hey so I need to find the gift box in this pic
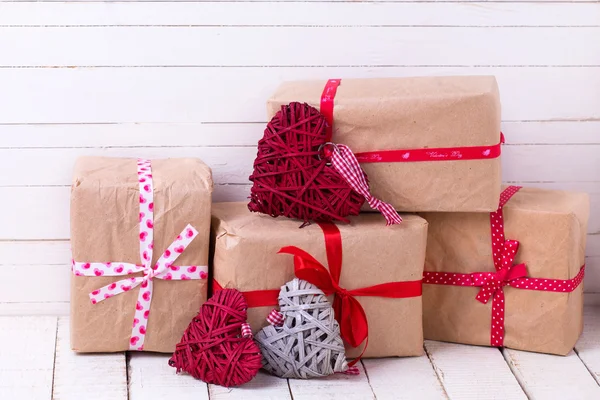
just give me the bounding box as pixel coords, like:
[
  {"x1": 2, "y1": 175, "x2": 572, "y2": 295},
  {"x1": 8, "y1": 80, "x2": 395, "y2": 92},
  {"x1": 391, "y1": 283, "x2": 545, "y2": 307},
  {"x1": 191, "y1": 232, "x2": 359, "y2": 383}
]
[
  {"x1": 70, "y1": 157, "x2": 213, "y2": 352},
  {"x1": 267, "y1": 76, "x2": 502, "y2": 213},
  {"x1": 420, "y1": 186, "x2": 589, "y2": 355},
  {"x1": 210, "y1": 202, "x2": 427, "y2": 358}
]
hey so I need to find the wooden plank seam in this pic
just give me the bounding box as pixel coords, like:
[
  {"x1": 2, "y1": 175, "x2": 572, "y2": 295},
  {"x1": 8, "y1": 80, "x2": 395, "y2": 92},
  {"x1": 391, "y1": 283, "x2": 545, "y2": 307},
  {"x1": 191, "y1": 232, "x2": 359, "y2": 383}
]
[{"x1": 423, "y1": 344, "x2": 451, "y2": 398}]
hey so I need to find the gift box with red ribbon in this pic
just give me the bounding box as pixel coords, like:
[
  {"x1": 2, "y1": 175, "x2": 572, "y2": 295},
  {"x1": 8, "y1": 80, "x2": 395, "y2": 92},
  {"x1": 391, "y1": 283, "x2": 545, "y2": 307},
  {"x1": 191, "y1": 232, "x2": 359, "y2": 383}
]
[
  {"x1": 210, "y1": 202, "x2": 427, "y2": 358},
  {"x1": 70, "y1": 157, "x2": 213, "y2": 353},
  {"x1": 420, "y1": 186, "x2": 589, "y2": 355},
  {"x1": 266, "y1": 76, "x2": 502, "y2": 213}
]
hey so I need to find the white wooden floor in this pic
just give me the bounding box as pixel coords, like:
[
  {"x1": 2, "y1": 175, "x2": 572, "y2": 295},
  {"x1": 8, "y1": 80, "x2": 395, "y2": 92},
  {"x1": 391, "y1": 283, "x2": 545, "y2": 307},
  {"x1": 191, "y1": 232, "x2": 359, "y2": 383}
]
[{"x1": 1, "y1": 307, "x2": 599, "y2": 400}]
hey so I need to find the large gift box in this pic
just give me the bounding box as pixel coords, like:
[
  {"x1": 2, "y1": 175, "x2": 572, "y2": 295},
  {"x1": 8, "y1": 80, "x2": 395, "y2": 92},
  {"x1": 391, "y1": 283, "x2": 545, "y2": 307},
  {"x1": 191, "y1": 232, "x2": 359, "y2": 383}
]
[
  {"x1": 70, "y1": 157, "x2": 213, "y2": 352},
  {"x1": 210, "y1": 202, "x2": 427, "y2": 358},
  {"x1": 267, "y1": 76, "x2": 502, "y2": 213},
  {"x1": 420, "y1": 186, "x2": 589, "y2": 355}
]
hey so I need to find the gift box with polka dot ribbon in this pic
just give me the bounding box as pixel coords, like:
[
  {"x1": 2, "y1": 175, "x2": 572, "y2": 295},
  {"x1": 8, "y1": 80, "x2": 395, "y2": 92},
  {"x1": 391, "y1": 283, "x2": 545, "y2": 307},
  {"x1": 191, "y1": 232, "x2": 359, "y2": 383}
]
[{"x1": 420, "y1": 186, "x2": 589, "y2": 355}]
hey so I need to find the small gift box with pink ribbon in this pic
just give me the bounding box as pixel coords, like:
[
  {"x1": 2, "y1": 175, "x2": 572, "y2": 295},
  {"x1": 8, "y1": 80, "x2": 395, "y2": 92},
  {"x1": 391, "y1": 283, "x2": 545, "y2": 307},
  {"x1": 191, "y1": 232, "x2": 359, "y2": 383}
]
[
  {"x1": 210, "y1": 202, "x2": 427, "y2": 359},
  {"x1": 70, "y1": 157, "x2": 213, "y2": 353},
  {"x1": 420, "y1": 186, "x2": 589, "y2": 355}
]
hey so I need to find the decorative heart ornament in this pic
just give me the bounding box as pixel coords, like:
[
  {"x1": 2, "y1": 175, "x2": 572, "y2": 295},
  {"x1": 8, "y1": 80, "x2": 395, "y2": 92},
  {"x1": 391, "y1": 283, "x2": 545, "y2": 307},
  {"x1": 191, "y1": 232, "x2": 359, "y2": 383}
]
[
  {"x1": 248, "y1": 102, "x2": 365, "y2": 224},
  {"x1": 169, "y1": 289, "x2": 262, "y2": 387},
  {"x1": 255, "y1": 278, "x2": 350, "y2": 379}
]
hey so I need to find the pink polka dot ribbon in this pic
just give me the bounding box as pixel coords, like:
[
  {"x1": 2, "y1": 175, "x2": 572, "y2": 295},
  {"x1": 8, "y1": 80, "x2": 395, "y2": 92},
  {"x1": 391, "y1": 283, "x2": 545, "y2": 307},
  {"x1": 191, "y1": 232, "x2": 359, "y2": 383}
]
[
  {"x1": 423, "y1": 185, "x2": 585, "y2": 348},
  {"x1": 72, "y1": 159, "x2": 208, "y2": 351}
]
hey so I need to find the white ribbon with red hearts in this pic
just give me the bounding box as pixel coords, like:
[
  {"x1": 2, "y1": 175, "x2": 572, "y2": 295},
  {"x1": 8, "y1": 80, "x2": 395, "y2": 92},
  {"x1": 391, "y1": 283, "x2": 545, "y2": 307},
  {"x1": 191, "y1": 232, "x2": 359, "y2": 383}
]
[{"x1": 72, "y1": 158, "x2": 208, "y2": 351}]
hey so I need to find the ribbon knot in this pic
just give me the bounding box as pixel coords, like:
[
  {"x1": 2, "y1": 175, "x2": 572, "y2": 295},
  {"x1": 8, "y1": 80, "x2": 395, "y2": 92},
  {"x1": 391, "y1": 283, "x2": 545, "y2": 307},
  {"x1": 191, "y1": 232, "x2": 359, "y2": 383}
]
[
  {"x1": 366, "y1": 197, "x2": 382, "y2": 210},
  {"x1": 475, "y1": 239, "x2": 527, "y2": 304},
  {"x1": 336, "y1": 287, "x2": 350, "y2": 297},
  {"x1": 144, "y1": 269, "x2": 156, "y2": 280},
  {"x1": 495, "y1": 268, "x2": 509, "y2": 283}
]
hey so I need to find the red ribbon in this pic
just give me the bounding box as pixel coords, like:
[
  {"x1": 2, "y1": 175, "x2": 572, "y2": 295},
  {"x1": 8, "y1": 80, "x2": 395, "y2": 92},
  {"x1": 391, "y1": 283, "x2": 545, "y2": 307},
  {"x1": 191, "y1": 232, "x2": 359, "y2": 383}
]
[
  {"x1": 320, "y1": 78, "x2": 503, "y2": 163},
  {"x1": 320, "y1": 79, "x2": 341, "y2": 142},
  {"x1": 356, "y1": 133, "x2": 504, "y2": 163},
  {"x1": 213, "y1": 280, "x2": 278, "y2": 308},
  {"x1": 279, "y1": 222, "x2": 422, "y2": 364},
  {"x1": 423, "y1": 185, "x2": 586, "y2": 347}
]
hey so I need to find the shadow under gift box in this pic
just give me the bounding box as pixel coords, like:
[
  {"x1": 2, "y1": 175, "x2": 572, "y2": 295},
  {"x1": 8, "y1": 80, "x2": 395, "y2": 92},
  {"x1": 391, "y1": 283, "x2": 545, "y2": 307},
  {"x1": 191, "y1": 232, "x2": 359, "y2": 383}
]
[
  {"x1": 210, "y1": 202, "x2": 428, "y2": 358},
  {"x1": 70, "y1": 157, "x2": 213, "y2": 353},
  {"x1": 267, "y1": 75, "x2": 502, "y2": 213},
  {"x1": 420, "y1": 186, "x2": 589, "y2": 356}
]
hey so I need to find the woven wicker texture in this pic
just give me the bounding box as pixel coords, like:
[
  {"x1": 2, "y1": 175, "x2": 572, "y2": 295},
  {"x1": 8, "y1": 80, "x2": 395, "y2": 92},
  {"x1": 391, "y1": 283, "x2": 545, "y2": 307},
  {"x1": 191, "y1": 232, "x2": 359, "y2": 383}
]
[
  {"x1": 248, "y1": 101, "x2": 365, "y2": 225},
  {"x1": 168, "y1": 289, "x2": 262, "y2": 388},
  {"x1": 256, "y1": 278, "x2": 349, "y2": 379}
]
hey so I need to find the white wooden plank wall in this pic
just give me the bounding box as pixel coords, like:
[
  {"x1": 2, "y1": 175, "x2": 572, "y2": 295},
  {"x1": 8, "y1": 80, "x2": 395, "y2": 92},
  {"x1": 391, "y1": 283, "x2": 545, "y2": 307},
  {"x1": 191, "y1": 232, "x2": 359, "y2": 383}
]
[{"x1": 0, "y1": 0, "x2": 598, "y2": 314}]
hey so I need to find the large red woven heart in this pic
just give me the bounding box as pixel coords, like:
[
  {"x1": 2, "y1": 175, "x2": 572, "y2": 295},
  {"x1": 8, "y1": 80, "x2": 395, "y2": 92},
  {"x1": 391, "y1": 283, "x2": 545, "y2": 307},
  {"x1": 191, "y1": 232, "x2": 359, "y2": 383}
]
[
  {"x1": 168, "y1": 289, "x2": 262, "y2": 387},
  {"x1": 248, "y1": 102, "x2": 365, "y2": 224}
]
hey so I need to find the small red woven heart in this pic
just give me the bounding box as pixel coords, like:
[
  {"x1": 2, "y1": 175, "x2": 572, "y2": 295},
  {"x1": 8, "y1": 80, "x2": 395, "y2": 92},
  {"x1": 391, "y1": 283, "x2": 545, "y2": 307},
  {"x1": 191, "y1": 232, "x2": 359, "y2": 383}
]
[
  {"x1": 248, "y1": 102, "x2": 365, "y2": 224},
  {"x1": 169, "y1": 289, "x2": 262, "y2": 387}
]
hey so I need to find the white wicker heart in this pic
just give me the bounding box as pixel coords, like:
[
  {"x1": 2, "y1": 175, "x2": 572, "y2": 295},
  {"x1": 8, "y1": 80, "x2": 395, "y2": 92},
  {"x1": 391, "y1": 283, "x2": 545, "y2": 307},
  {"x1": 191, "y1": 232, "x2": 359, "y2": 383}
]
[{"x1": 255, "y1": 278, "x2": 350, "y2": 379}]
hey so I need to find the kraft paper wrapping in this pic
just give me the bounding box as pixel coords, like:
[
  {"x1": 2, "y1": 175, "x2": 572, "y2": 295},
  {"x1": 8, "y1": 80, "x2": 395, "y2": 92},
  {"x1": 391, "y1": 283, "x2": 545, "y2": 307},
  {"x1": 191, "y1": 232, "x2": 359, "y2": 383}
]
[
  {"x1": 211, "y1": 202, "x2": 428, "y2": 358},
  {"x1": 70, "y1": 157, "x2": 213, "y2": 353},
  {"x1": 420, "y1": 186, "x2": 589, "y2": 355},
  {"x1": 267, "y1": 76, "x2": 502, "y2": 213}
]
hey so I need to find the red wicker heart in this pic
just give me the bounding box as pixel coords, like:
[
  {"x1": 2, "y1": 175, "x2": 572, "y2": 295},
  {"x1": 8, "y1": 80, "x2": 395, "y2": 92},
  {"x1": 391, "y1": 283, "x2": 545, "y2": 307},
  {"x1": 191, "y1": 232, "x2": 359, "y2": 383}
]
[
  {"x1": 168, "y1": 289, "x2": 262, "y2": 388},
  {"x1": 248, "y1": 102, "x2": 365, "y2": 224}
]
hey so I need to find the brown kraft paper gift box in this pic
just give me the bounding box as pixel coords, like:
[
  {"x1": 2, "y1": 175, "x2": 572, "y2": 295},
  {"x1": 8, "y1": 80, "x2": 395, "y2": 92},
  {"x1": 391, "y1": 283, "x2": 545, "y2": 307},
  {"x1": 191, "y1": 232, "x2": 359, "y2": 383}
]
[
  {"x1": 420, "y1": 186, "x2": 589, "y2": 355},
  {"x1": 211, "y1": 202, "x2": 427, "y2": 358},
  {"x1": 70, "y1": 157, "x2": 213, "y2": 353},
  {"x1": 267, "y1": 75, "x2": 502, "y2": 213}
]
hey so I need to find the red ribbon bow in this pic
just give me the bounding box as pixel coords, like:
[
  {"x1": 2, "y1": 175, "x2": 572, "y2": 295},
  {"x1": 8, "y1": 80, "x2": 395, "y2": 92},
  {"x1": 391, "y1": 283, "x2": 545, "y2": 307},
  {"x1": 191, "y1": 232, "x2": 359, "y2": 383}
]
[
  {"x1": 278, "y1": 245, "x2": 369, "y2": 348},
  {"x1": 475, "y1": 239, "x2": 527, "y2": 304},
  {"x1": 278, "y1": 222, "x2": 422, "y2": 363}
]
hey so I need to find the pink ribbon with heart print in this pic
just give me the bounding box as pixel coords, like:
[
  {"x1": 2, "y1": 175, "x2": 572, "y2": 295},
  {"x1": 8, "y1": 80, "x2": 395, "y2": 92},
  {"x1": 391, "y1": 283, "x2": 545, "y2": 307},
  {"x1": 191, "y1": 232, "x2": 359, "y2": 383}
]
[{"x1": 72, "y1": 158, "x2": 208, "y2": 351}]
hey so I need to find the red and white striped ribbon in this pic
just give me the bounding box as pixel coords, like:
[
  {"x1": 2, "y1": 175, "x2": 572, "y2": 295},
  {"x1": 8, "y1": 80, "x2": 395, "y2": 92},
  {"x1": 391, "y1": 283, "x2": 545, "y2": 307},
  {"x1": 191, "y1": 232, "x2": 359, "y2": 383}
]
[
  {"x1": 241, "y1": 322, "x2": 253, "y2": 339},
  {"x1": 267, "y1": 309, "x2": 285, "y2": 327},
  {"x1": 341, "y1": 366, "x2": 361, "y2": 375},
  {"x1": 330, "y1": 144, "x2": 402, "y2": 226}
]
